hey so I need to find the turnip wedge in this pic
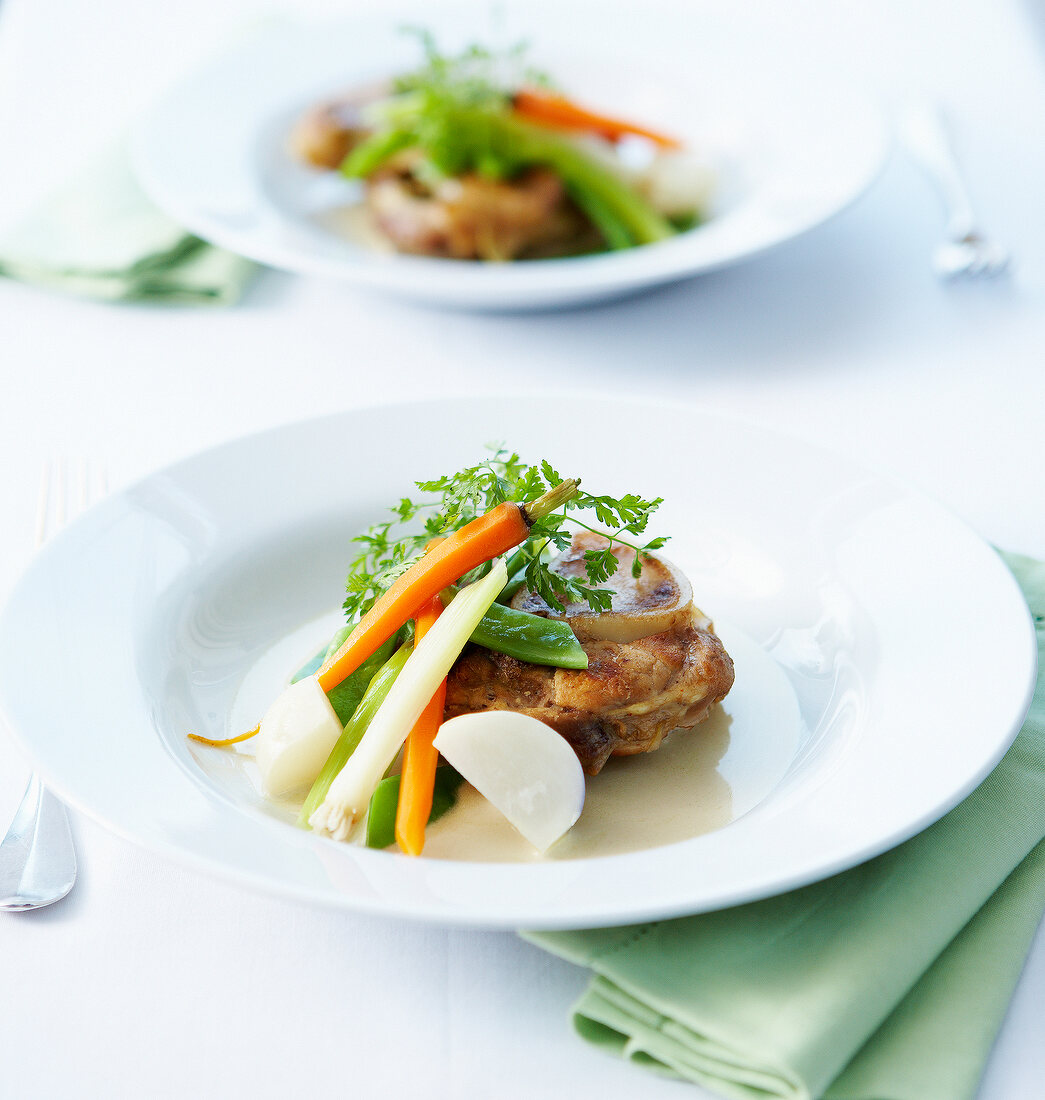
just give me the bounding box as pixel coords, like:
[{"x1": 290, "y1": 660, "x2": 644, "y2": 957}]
[
  {"x1": 309, "y1": 558, "x2": 508, "y2": 841},
  {"x1": 433, "y1": 712, "x2": 585, "y2": 853},
  {"x1": 255, "y1": 676, "x2": 343, "y2": 798}
]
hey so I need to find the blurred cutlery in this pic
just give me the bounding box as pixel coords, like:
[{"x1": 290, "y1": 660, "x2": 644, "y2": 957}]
[
  {"x1": 900, "y1": 101, "x2": 1010, "y2": 279},
  {"x1": 0, "y1": 459, "x2": 106, "y2": 911}
]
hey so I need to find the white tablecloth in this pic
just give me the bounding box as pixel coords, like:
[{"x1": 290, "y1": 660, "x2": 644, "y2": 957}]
[{"x1": 2, "y1": 0, "x2": 1043, "y2": 1096}]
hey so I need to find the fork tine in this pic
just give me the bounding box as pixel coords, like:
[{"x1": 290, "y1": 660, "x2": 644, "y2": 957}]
[
  {"x1": 76, "y1": 457, "x2": 90, "y2": 513},
  {"x1": 987, "y1": 250, "x2": 1010, "y2": 278},
  {"x1": 54, "y1": 457, "x2": 67, "y2": 530},
  {"x1": 34, "y1": 461, "x2": 52, "y2": 550},
  {"x1": 35, "y1": 458, "x2": 107, "y2": 550}
]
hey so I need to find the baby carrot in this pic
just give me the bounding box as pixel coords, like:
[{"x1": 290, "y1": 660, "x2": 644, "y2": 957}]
[
  {"x1": 394, "y1": 596, "x2": 447, "y2": 856},
  {"x1": 316, "y1": 480, "x2": 577, "y2": 694},
  {"x1": 512, "y1": 88, "x2": 682, "y2": 149}
]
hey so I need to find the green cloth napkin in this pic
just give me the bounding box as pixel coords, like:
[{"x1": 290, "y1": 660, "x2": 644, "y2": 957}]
[
  {"x1": 526, "y1": 550, "x2": 1044, "y2": 1100},
  {"x1": 0, "y1": 147, "x2": 255, "y2": 304}
]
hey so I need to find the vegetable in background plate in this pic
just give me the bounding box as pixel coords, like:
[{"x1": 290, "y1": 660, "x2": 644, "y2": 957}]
[
  {"x1": 322, "y1": 31, "x2": 696, "y2": 258},
  {"x1": 511, "y1": 87, "x2": 682, "y2": 149},
  {"x1": 344, "y1": 101, "x2": 675, "y2": 251}
]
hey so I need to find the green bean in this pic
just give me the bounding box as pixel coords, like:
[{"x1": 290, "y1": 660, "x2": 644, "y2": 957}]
[
  {"x1": 471, "y1": 602, "x2": 587, "y2": 668},
  {"x1": 325, "y1": 633, "x2": 397, "y2": 727},
  {"x1": 292, "y1": 625, "x2": 396, "y2": 724},
  {"x1": 497, "y1": 545, "x2": 537, "y2": 605},
  {"x1": 494, "y1": 112, "x2": 675, "y2": 245},
  {"x1": 290, "y1": 625, "x2": 351, "y2": 686},
  {"x1": 322, "y1": 625, "x2": 353, "y2": 663},
  {"x1": 442, "y1": 587, "x2": 588, "y2": 669},
  {"x1": 290, "y1": 647, "x2": 327, "y2": 685},
  {"x1": 298, "y1": 643, "x2": 412, "y2": 827},
  {"x1": 565, "y1": 184, "x2": 635, "y2": 250},
  {"x1": 341, "y1": 128, "x2": 415, "y2": 178},
  {"x1": 365, "y1": 767, "x2": 465, "y2": 850},
  {"x1": 290, "y1": 650, "x2": 325, "y2": 684}
]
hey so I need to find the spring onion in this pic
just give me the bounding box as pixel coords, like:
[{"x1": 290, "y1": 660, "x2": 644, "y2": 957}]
[
  {"x1": 309, "y1": 558, "x2": 508, "y2": 840},
  {"x1": 297, "y1": 643, "x2": 412, "y2": 827}
]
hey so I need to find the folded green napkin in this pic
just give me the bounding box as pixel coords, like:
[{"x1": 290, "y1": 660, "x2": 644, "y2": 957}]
[
  {"x1": 526, "y1": 550, "x2": 1044, "y2": 1100},
  {"x1": 0, "y1": 147, "x2": 255, "y2": 304}
]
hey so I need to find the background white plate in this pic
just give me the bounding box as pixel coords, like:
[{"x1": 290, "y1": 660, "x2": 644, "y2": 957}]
[
  {"x1": 131, "y1": 4, "x2": 889, "y2": 309},
  {"x1": 0, "y1": 397, "x2": 1035, "y2": 928}
]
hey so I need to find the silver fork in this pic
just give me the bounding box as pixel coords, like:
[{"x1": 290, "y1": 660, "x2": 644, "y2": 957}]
[
  {"x1": 900, "y1": 101, "x2": 1010, "y2": 279},
  {"x1": 0, "y1": 459, "x2": 106, "y2": 911}
]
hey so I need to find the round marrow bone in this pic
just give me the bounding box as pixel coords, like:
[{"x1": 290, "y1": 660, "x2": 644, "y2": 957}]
[
  {"x1": 511, "y1": 532, "x2": 694, "y2": 643},
  {"x1": 447, "y1": 534, "x2": 733, "y2": 775}
]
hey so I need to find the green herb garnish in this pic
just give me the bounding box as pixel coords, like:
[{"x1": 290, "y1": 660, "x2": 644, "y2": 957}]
[
  {"x1": 340, "y1": 31, "x2": 676, "y2": 249},
  {"x1": 343, "y1": 448, "x2": 667, "y2": 622}
]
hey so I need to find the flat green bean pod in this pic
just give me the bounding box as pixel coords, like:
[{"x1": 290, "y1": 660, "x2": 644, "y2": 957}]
[{"x1": 458, "y1": 597, "x2": 588, "y2": 670}]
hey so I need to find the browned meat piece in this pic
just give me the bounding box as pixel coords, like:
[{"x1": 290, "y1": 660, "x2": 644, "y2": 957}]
[
  {"x1": 290, "y1": 106, "x2": 366, "y2": 169},
  {"x1": 445, "y1": 613, "x2": 733, "y2": 775},
  {"x1": 289, "y1": 83, "x2": 389, "y2": 169},
  {"x1": 365, "y1": 160, "x2": 601, "y2": 260},
  {"x1": 444, "y1": 536, "x2": 734, "y2": 774}
]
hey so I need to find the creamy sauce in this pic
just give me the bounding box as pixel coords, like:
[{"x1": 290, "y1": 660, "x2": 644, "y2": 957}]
[
  {"x1": 421, "y1": 708, "x2": 733, "y2": 862},
  {"x1": 311, "y1": 203, "x2": 396, "y2": 253},
  {"x1": 200, "y1": 615, "x2": 802, "y2": 862},
  {"x1": 420, "y1": 624, "x2": 800, "y2": 861}
]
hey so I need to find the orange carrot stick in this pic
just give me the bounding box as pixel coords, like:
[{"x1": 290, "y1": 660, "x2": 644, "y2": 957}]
[
  {"x1": 316, "y1": 480, "x2": 577, "y2": 694},
  {"x1": 394, "y1": 595, "x2": 447, "y2": 856},
  {"x1": 512, "y1": 88, "x2": 682, "y2": 149},
  {"x1": 187, "y1": 725, "x2": 259, "y2": 747}
]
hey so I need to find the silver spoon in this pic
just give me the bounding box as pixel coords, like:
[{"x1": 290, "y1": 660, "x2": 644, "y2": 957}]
[{"x1": 0, "y1": 774, "x2": 76, "y2": 910}]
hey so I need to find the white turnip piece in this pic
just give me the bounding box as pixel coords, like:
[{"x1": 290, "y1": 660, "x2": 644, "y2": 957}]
[
  {"x1": 255, "y1": 676, "x2": 343, "y2": 797},
  {"x1": 433, "y1": 711, "x2": 585, "y2": 853}
]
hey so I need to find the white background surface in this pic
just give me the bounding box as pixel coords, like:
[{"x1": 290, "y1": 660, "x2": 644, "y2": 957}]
[{"x1": 1, "y1": 0, "x2": 1043, "y2": 1097}]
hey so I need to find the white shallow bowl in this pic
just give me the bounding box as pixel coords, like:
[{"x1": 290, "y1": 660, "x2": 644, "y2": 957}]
[
  {"x1": 0, "y1": 397, "x2": 1035, "y2": 928},
  {"x1": 131, "y1": 5, "x2": 889, "y2": 310}
]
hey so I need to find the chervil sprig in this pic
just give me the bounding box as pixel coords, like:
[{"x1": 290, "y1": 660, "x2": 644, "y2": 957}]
[{"x1": 343, "y1": 447, "x2": 668, "y2": 621}]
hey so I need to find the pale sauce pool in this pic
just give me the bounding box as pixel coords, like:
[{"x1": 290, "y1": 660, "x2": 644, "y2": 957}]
[{"x1": 205, "y1": 615, "x2": 802, "y2": 862}]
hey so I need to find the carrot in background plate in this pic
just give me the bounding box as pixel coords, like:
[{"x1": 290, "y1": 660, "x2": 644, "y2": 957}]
[{"x1": 512, "y1": 88, "x2": 682, "y2": 149}]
